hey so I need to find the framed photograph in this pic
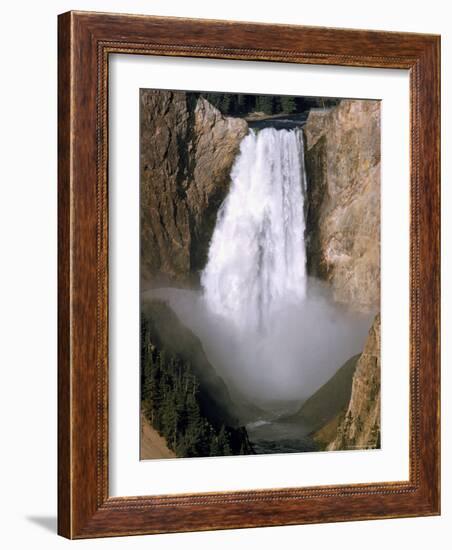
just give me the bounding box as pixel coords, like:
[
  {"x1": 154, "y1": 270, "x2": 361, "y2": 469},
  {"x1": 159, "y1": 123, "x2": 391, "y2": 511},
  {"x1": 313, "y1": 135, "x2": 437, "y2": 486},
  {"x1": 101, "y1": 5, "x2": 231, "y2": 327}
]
[{"x1": 58, "y1": 11, "x2": 440, "y2": 538}]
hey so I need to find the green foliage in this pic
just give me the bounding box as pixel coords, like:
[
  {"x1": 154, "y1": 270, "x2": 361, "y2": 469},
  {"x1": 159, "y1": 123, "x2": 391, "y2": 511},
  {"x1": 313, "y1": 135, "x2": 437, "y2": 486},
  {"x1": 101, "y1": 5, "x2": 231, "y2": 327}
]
[
  {"x1": 281, "y1": 95, "x2": 297, "y2": 114},
  {"x1": 220, "y1": 94, "x2": 232, "y2": 113},
  {"x1": 141, "y1": 317, "x2": 253, "y2": 458},
  {"x1": 254, "y1": 95, "x2": 274, "y2": 114},
  {"x1": 217, "y1": 425, "x2": 232, "y2": 456},
  {"x1": 198, "y1": 92, "x2": 341, "y2": 118}
]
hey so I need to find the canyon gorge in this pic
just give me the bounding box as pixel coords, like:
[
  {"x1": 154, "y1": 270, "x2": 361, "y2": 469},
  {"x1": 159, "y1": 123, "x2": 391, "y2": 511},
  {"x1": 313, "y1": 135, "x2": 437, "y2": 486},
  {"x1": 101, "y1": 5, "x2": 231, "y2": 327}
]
[{"x1": 140, "y1": 89, "x2": 381, "y2": 456}]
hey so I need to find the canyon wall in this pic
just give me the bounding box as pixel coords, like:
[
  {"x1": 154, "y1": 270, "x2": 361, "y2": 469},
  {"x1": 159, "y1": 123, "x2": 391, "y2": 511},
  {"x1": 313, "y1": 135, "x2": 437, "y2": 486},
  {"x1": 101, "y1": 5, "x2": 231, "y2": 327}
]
[
  {"x1": 303, "y1": 100, "x2": 381, "y2": 312},
  {"x1": 303, "y1": 100, "x2": 381, "y2": 449},
  {"x1": 140, "y1": 90, "x2": 248, "y2": 287},
  {"x1": 327, "y1": 314, "x2": 381, "y2": 450}
]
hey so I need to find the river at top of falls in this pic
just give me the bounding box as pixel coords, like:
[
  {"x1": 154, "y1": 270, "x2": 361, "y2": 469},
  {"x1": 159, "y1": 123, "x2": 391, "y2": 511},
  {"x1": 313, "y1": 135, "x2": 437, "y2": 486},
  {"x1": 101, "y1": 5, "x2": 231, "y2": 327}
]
[{"x1": 201, "y1": 127, "x2": 308, "y2": 334}]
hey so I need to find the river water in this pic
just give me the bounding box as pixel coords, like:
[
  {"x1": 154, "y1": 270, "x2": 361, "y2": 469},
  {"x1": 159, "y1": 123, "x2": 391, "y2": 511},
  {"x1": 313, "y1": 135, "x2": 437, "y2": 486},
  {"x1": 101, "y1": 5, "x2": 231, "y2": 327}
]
[{"x1": 246, "y1": 418, "x2": 320, "y2": 454}]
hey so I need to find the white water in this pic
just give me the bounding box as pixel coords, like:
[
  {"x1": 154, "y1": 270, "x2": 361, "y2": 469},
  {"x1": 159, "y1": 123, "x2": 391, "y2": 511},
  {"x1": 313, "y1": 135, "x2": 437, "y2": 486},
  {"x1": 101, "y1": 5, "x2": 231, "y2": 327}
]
[{"x1": 201, "y1": 128, "x2": 308, "y2": 333}]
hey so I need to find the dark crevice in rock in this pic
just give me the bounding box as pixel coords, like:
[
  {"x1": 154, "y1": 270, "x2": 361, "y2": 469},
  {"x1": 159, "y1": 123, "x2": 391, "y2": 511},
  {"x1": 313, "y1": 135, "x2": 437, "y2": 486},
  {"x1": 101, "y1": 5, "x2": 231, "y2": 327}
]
[{"x1": 304, "y1": 133, "x2": 329, "y2": 280}]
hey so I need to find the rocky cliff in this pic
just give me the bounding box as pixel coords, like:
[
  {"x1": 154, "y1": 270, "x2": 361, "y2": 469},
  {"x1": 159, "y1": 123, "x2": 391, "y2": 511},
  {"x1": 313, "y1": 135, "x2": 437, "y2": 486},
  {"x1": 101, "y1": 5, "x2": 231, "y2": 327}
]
[
  {"x1": 302, "y1": 101, "x2": 381, "y2": 450},
  {"x1": 327, "y1": 314, "x2": 381, "y2": 450},
  {"x1": 140, "y1": 90, "x2": 248, "y2": 286},
  {"x1": 303, "y1": 100, "x2": 381, "y2": 312},
  {"x1": 286, "y1": 354, "x2": 360, "y2": 433}
]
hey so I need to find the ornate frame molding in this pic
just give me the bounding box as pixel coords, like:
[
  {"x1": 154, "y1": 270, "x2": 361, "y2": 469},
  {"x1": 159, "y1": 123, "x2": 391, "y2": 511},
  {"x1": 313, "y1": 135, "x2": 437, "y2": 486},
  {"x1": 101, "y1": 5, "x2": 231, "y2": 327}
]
[{"x1": 58, "y1": 11, "x2": 440, "y2": 538}]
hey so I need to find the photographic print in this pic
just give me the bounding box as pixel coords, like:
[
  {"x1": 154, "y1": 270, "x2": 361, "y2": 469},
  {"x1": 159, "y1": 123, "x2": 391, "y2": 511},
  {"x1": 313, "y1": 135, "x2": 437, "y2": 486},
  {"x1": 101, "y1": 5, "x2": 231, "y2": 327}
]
[{"x1": 140, "y1": 89, "x2": 381, "y2": 460}]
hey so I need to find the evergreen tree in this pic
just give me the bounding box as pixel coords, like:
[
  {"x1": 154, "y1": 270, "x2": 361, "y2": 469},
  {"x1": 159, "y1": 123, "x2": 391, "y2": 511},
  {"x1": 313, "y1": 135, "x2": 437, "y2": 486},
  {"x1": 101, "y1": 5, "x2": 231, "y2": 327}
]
[
  {"x1": 205, "y1": 93, "x2": 221, "y2": 110},
  {"x1": 217, "y1": 425, "x2": 232, "y2": 456},
  {"x1": 220, "y1": 94, "x2": 231, "y2": 113},
  {"x1": 255, "y1": 95, "x2": 274, "y2": 114},
  {"x1": 184, "y1": 394, "x2": 203, "y2": 456},
  {"x1": 236, "y1": 94, "x2": 248, "y2": 115},
  {"x1": 272, "y1": 96, "x2": 282, "y2": 114},
  {"x1": 281, "y1": 95, "x2": 296, "y2": 114},
  {"x1": 141, "y1": 348, "x2": 154, "y2": 417},
  {"x1": 209, "y1": 434, "x2": 221, "y2": 457}
]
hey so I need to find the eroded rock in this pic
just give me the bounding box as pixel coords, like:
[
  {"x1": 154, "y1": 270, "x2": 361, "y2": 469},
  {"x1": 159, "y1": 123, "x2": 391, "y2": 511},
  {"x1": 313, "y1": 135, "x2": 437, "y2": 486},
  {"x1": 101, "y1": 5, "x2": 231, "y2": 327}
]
[
  {"x1": 327, "y1": 314, "x2": 381, "y2": 451},
  {"x1": 303, "y1": 100, "x2": 381, "y2": 312},
  {"x1": 140, "y1": 91, "x2": 248, "y2": 286}
]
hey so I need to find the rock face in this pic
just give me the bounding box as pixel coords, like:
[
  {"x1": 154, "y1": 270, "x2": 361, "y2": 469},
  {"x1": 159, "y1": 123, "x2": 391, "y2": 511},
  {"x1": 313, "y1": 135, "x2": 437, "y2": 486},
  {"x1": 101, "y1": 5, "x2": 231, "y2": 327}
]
[
  {"x1": 140, "y1": 90, "x2": 248, "y2": 286},
  {"x1": 303, "y1": 101, "x2": 381, "y2": 448},
  {"x1": 327, "y1": 314, "x2": 381, "y2": 451},
  {"x1": 286, "y1": 354, "x2": 360, "y2": 434},
  {"x1": 303, "y1": 100, "x2": 381, "y2": 312}
]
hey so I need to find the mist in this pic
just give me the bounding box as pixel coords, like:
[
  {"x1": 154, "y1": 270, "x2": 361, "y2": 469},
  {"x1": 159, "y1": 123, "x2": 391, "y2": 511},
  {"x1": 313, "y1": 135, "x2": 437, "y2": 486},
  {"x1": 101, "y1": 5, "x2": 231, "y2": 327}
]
[{"x1": 143, "y1": 282, "x2": 373, "y2": 417}]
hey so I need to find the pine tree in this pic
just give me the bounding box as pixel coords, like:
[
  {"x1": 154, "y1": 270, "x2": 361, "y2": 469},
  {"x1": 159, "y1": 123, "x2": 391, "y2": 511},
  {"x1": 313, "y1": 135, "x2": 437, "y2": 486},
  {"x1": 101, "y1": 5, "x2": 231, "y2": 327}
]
[
  {"x1": 255, "y1": 95, "x2": 274, "y2": 114},
  {"x1": 141, "y1": 349, "x2": 154, "y2": 417},
  {"x1": 209, "y1": 434, "x2": 220, "y2": 457},
  {"x1": 183, "y1": 390, "x2": 203, "y2": 456},
  {"x1": 161, "y1": 390, "x2": 178, "y2": 449},
  {"x1": 281, "y1": 95, "x2": 296, "y2": 114},
  {"x1": 236, "y1": 94, "x2": 247, "y2": 115},
  {"x1": 272, "y1": 96, "x2": 282, "y2": 114},
  {"x1": 217, "y1": 425, "x2": 232, "y2": 456},
  {"x1": 205, "y1": 93, "x2": 221, "y2": 110},
  {"x1": 220, "y1": 94, "x2": 231, "y2": 114}
]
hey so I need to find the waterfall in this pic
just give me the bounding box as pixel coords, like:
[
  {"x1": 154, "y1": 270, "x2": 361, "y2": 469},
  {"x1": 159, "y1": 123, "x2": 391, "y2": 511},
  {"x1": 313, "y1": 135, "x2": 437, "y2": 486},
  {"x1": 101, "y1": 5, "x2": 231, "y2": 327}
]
[{"x1": 201, "y1": 128, "x2": 308, "y2": 333}]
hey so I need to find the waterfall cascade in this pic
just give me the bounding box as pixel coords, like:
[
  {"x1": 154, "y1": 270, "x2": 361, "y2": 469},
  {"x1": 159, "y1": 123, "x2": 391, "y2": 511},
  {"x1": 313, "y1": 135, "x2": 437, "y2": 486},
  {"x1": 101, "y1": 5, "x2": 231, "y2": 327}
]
[{"x1": 201, "y1": 128, "x2": 308, "y2": 333}]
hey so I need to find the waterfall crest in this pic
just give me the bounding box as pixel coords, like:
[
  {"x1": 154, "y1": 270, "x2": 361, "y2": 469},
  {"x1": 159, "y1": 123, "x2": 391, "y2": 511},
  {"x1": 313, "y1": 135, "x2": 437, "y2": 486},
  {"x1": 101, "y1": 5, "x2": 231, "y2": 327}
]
[{"x1": 201, "y1": 128, "x2": 308, "y2": 333}]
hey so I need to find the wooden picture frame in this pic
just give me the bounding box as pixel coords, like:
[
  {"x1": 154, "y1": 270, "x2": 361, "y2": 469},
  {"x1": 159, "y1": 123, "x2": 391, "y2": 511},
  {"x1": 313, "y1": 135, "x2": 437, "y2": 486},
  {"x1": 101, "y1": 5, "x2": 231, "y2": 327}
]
[{"x1": 58, "y1": 10, "x2": 440, "y2": 539}]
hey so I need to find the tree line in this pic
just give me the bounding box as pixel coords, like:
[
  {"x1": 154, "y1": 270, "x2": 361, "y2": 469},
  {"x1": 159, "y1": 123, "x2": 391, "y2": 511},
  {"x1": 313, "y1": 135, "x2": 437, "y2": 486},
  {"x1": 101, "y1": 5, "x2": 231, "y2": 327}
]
[
  {"x1": 141, "y1": 317, "x2": 253, "y2": 458},
  {"x1": 200, "y1": 92, "x2": 339, "y2": 117}
]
